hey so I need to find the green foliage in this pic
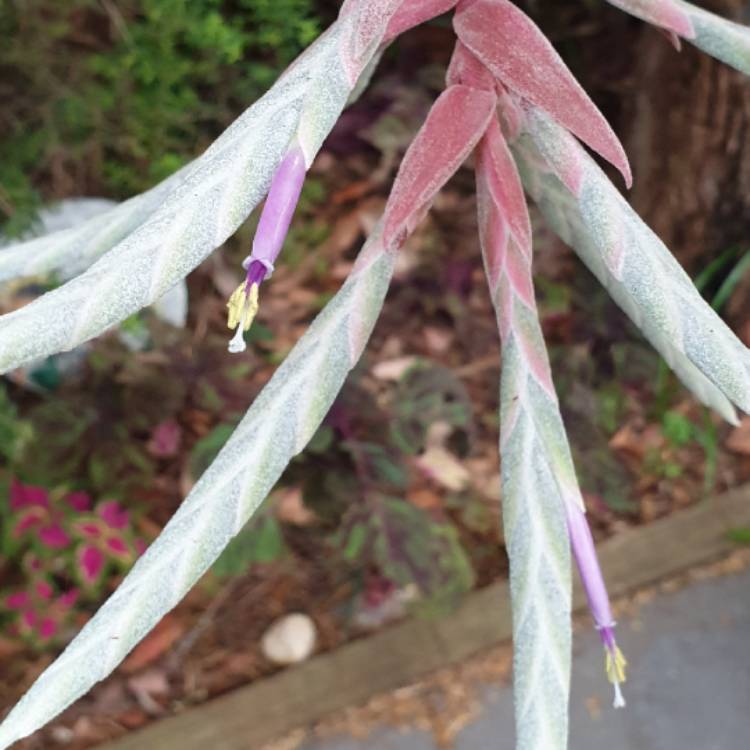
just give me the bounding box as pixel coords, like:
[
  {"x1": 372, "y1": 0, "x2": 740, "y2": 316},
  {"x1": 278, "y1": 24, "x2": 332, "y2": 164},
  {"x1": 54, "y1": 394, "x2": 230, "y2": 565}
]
[
  {"x1": 0, "y1": 385, "x2": 33, "y2": 464},
  {"x1": 694, "y1": 246, "x2": 750, "y2": 312},
  {"x1": 212, "y1": 513, "x2": 286, "y2": 578},
  {"x1": 390, "y1": 360, "x2": 473, "y2": 455},
  {"x1": 727, "y1": 527, "x2": 750, "y2": 545},
  {"x1": 0, "y1": 0, "x2": 321, "y2": 234},
  {"x1": 341, "y1": 495, "x2": 475, "y2": 613}
]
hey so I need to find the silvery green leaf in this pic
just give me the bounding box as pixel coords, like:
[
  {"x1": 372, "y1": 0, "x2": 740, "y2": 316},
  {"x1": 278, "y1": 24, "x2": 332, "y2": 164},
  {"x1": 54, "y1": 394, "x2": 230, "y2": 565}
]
[
  {"x1": 151, "y1": 280, "x2": 189, "y2": 328},
  {"x1": 515, "y1": 105, "x2": 750, "y2": 425},
  {"x1": 0, "y1": 4, "x2": 403, "y2": 375},
  {"x1": 676, "y1": 0, "x2": 750, "y2": 75},
  {"x1": 476, "y1": 124, "x2": 573, "y2": 750},
  {"x1": 0, "y1": 173, "x2": 190, "y2": 283},
  {"x1": 499, "y1": 315, "x2": 573, "y2": 750},
  {"x1": 607, "y1": 0, "x2": 750, "y2": 76},
  {"x1": 0, "y1": 232, "x2": 395, "y2": 750}
]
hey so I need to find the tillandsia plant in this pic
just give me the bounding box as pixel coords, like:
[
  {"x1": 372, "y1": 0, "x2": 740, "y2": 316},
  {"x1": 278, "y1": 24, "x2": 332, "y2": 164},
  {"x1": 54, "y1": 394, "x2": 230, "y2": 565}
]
[{"x1": 0, "y1": 0, "x2": 749, "y2": 748}]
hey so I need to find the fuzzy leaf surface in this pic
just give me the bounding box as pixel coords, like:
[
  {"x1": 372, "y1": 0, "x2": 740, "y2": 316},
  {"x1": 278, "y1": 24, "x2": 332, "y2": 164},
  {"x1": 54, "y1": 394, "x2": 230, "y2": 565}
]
[
  {"x1": 382, "y1": 84, "x2": 496, "y2": 246},
  {"x1": 476, "y1": 119, "x2": 573, "y2": 750},
  {"x1": 675, "y1": 0, "x2": 750, "y2": 75},
  {"x1": 515, "y1": 104, "x2": 750, "y2": 424},
  {"x1": 0, "y1": 232, "x2": 395, "y2": 749},
  {"x1": 605, "y1": 0, "x2": 695, "y2": 37},
  {"x1": 455, "y1": 0, "x2": 632, "y2": 186},
  {"x1": 0, "y1": 2, "x2": 402, "y2": 374}
]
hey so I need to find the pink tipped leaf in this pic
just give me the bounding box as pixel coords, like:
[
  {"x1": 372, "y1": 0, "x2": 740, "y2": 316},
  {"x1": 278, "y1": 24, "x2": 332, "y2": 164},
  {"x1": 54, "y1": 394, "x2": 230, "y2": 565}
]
[
  {"x1": 606, "y1": 0, "x2": 695, "y2": 38},
  {"x1": 383, "y1": 84, "x2": 496, "y2": 247},
  {"x1": 385, "y1": 0, "x2": 459, "y2": 43},
  {"x1": 454, "y1": 0, "x2": 632, "y2": 187}
]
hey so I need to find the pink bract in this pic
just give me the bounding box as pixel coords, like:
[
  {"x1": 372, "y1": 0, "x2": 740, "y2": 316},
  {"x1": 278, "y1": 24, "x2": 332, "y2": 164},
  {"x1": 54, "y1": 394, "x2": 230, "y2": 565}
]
[{"x1": 454, "y1": 0, "x2": 632, "y2": 187}]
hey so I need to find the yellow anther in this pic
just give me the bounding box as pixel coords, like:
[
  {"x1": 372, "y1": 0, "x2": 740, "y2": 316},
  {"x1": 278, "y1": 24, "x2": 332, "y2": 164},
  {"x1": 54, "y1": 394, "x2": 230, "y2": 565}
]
[
  {"x1": 226, "y1": 282, "x2": 259, "y2": 353},
  {"x1": 227, "y1": 282, "x2": 259, "y2": 331},
  {"x1": 605, "y1": 645, "x2": 627, "y2": 685}
]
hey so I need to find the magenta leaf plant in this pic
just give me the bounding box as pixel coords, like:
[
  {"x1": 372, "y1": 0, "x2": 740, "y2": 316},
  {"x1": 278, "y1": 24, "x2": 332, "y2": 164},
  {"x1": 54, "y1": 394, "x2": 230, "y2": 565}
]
[
  {"x1": 1, "y1": 1, "x2": 749, "y2": 748},
  {"x1": 1, "y1": 480, "x2": 144, "y2": 650}
]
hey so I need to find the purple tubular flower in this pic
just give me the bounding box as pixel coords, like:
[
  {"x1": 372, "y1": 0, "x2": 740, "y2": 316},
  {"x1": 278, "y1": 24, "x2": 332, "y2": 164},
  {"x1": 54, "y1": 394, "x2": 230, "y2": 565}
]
[
  {"x1": 565, "y1": 500, "x2": 627, "y2": 708},
  {"x1": 227, "y1": 143, "x2": 307, "y2": 353}
]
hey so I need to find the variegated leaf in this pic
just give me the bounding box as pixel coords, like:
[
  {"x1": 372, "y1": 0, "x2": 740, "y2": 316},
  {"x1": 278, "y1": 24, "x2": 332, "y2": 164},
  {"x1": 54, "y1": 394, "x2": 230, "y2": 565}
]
[
  {"x1": 607, "y1": 0, "x2": 750, "y2": 76},
  {"x1": 675, "y1": 0, "x2": 750, "y2": 75},
  {"x1": 514, "y1": 103, "x2": 750, "y2": 424},
  {"x1": 0, "y1": 2, "x2": 403, "y2": 374},
  {"x1": 604, "y1": 0, "x2": 695, "y2": 37},
  {"x1": 0, "y1": 232, "x2": 395, "y2": 750},
  {"x1": 476, "y1": 118, "x2": 573, "y2": 750}
]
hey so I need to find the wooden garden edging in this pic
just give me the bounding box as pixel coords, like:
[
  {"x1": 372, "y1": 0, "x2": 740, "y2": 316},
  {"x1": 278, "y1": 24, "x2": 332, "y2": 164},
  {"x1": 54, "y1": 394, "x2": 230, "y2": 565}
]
[{"x1": 102, "y1": 485, "x2": 750, "y2": 750}]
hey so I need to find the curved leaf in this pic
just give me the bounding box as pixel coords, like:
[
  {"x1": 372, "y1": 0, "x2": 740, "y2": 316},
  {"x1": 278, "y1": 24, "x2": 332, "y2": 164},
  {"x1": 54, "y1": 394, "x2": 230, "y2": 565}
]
[
  {"x1": 605, "y1": 0, "x2": 695, "y2": 37},
  {"x1": 0, "y1": 167, "x2": 190, "y2": 284},
  {"x1": 514, "y1": 103, "x2": 750, "y2": 424},
  {"x1": 0, "y1": 3, "x2": 406, "y2": 375},
  {"x1": 675, "y1": 0, "x2": 750, "y2": 75},
  {"x1": 0, "y1": 232, "x2": 395, "y2": 749}
]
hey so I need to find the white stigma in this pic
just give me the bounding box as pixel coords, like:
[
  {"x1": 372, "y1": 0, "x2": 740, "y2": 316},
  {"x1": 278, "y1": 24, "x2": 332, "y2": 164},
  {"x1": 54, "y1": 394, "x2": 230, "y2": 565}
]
[
  {"x1": 228, "y1": 324, "x2": 247, "y2": 354},
  {"x1": 613, "y1": 681, "x2": 626, "y2": 709}
]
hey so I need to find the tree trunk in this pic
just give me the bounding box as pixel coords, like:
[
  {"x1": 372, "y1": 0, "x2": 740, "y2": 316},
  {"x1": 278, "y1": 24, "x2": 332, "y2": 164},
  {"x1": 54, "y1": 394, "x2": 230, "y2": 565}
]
[{"x1": 624, "y1": 0, "x2": 750, "y2": 272}]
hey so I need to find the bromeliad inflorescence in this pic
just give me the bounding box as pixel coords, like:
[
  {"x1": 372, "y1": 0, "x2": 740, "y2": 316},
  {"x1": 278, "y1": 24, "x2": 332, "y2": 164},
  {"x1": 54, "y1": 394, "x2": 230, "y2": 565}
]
[{"x1": 2, "y1": 1, "x2": 750, "y2": 749}]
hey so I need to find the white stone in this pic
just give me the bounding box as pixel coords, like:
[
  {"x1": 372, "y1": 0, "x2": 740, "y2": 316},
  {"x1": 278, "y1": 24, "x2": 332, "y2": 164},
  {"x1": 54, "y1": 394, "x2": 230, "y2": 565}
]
[{"x1": 260, "y1": 613, "x2": 317, "y2": 665}]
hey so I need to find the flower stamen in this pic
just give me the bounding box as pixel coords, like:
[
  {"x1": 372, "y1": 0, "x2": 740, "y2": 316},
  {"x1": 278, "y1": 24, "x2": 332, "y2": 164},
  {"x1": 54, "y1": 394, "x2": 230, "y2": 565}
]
[{"x1": 226, "y1": 282, "x2": 259, "y2": 353}]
